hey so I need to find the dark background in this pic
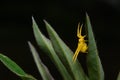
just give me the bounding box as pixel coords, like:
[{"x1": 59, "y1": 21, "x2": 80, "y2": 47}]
[{"x1": 0, "y1": 0, "x2": 120, "y2": 80}]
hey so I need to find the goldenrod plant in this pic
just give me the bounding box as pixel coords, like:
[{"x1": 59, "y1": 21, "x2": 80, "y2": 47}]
[{"x1": 0, "y1": 14, "x2": 119, "y2": 80}]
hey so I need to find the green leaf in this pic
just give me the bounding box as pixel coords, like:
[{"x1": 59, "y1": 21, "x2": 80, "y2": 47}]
[
  {"x1": 28, "y1": 42, "x2": 54, "y2": 80},
  {"x1": 117, "y1": 72, "x2": 120, "y2": 80},
  {"x1": 44, "y1": 20, "x2": 88, "y2": 80},
  {"x1": 0, "y1": 53, "x2": 26, "y2": 76},
  {"x1": 21, "y1": 74, "x2": 37, "y2": 80},
  {"x1": 0, "y1": 54, "x2": 36, "y2": 80},
  {"x1": 32, "y1": 17, "x2": 72, "y2": 80},
  {"x1": 86, "y1": 14, "x2": 104, "y2": 80}
]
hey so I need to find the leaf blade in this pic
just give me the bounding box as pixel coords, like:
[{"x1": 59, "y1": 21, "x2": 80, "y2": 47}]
[
  {"x1": 117, "y1": 72, "x2": 120, "y2": 80},
  {"x1": 28, "y1": 42, "x2": 54, "y2": 80},
  {"x1": 0, "y1": 53, "x2": 36, "y2": 80},
  {"x1": 86, "y1": 14, "x2": 104, "y2": 80},
  {"x1": 44, "y1": 20, "x2": 88, "y2": 80},
  {"x1": 32, "y1": 18, "x2": 73, "y2": 80},
  {"x1": 0, "y1": 53, "x2": 26, "y2": 76}
]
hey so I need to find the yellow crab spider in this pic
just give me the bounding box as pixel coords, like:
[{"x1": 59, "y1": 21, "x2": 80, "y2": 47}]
[{"x1": 72, "y1": 23, "x2": 88, "y2": 62}]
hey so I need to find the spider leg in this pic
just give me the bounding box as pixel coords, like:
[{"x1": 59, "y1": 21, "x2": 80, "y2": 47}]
[
  {"x1": 72, "y1": 44, "x2": 82, "y2": 62},
  {"x1": 77, "y1": 23, "x2": 83, "y2": 38},
  {"x1": 83, "y1": 34, "x2": 87, "y2": 38},
  {"x1": 79, "y1": 24, "x2": 83, "y2": 37},
  {"x1": 83, "y1": 35, "x2": 87, "y2": 42},
  {"x1": 77, "y1": 23, "x2": 80, "y2": 38}
]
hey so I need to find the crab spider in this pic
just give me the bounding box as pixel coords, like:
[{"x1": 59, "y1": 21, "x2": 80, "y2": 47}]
[{"x1": 72, "y1": 23, "x2": 88, "y2": 62}]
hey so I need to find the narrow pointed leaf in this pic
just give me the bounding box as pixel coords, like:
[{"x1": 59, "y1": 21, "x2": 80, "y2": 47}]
[
  {"x1": 32, "y1": 17, "x2": 72, "y2": 80},
  {"x1": 44, "y1": 20, "x2": 88, "y2": 80},
  {"x1": 0, "y1": 54, "x2": 26, "y2": 76},
  {"x1": 86, "y1": 14, "x2": 104, "y2": 80},
  {"x1": 21, "y1": 74, "x2": 37, "y2": 80},
  {"x1": 117, "y1": 72, "x2": 120, "y2": 80},
  {"x1": 0, "y1": 54, "x2": 36, "y2": 80},
  {"x1": 28, "y1": 42, "x2": 54, "y2": 80}
]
